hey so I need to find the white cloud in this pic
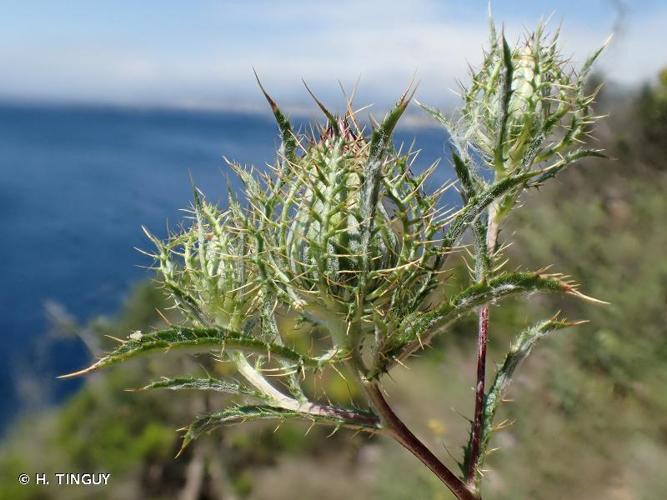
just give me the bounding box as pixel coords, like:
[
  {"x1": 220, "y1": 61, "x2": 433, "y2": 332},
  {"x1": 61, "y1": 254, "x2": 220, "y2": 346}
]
[{"x1": 0, "y1": 0, "x2": 664, "y2": 112}]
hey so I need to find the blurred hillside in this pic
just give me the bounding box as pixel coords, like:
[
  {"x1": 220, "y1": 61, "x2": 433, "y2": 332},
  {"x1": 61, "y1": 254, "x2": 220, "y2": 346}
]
[{"x1": 1, "y1": 72, "x2": 666, "y2": 499}]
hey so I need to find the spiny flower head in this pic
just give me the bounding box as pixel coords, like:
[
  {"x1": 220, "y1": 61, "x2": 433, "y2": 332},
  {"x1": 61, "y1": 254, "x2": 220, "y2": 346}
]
[
  {"x1": 229, "y1": 91, "x2": 451, "y2": 335},
  {"x1": 143, "y1": 193, "x2": 259, "y2": 330},
  {"x1": 433, "y1": 19, "x2": 609, "y2": 220}
]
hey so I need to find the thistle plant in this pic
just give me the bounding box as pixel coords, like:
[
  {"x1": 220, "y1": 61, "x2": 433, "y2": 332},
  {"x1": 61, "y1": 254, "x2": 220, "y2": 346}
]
[{"x1": 62, "y1": 19, "x2": 608, "y2": 500}]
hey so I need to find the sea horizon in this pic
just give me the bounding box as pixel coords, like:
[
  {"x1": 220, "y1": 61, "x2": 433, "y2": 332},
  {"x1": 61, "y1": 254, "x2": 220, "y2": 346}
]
[{"x1": 0, "y1": 101, "x2": 451, "y2": 433}]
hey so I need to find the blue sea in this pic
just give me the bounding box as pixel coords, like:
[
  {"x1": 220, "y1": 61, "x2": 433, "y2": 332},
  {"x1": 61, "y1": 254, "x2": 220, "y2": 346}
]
[{"x1": 0, "y1": 103, "x2": 449, "y2": 431}]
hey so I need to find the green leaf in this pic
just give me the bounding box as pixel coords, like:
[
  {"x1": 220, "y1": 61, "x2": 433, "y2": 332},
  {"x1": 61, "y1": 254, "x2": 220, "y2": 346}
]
[
  {"x1": 59, "y1": 327, "x2": 336, "y2": 378},
  {"x1": 357, "y1": 87, "x2": 415, "y2": 305},
  {"x1": 484, "y1": 318, "x2": 573, "y2": 423},
  {"x1": 462, "y1": 318, "x2": 577, "y2": 477},
  {"x1": 373, "y1": 272, "x2": 603, "y2": 377},
  {"x1": 416, "y1": 101, "x2": 452, "y2": 130},
  {"x1": 303, "y1": 79, "x2": 340, "y2": 136},
  {"x1": 451, "y1": 150, "x2": 479, "y2": 202},
  {"x1": 131, "y1": 376, "x2": 258, "y2": 397},
  {"x1": 368, "y1": 84, "x2": 415, "y2": 161},
  {"x1": 177, "y1": 405, "x2": 298, "y2": 456},
  {"x1": 494, "y1": 33, "x2": 515, "y2": 171},
  {"x1": 253, "y1": 69, "x2": 297, "y2": 163},
  {"x1": 361, "y1": 86, "x2": 415, "y2": 228},
  {"x1": 578, "y1": 35, "x2": 612, "y2": 82},
  {"x1": 177, "y1": 404, "x2": 381, "y2": 456},
  {"x1": 442, "y1": 169, "x2": 544, "y2": 248},
  {"x1": 532, "y1": 149, "x2": 607, "y2": 184}
]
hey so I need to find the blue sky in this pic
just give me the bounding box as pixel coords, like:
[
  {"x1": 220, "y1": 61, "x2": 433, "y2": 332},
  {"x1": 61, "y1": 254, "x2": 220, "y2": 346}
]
[{"x1": 1, "y1": 0, "x2": 665, "y2": 111}]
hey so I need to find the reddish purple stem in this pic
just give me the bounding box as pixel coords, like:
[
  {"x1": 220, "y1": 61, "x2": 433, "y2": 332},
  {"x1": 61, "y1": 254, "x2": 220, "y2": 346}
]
[{"x1": 467, "y1": 304, "x2": 489, "y2": 485}]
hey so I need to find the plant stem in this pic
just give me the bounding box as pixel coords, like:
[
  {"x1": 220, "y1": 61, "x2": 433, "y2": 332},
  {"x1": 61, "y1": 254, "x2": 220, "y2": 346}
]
[
  {"x1": 233, "y1": 352, "x2": 380, "y2": 430},
  {"x1": 365, "y1": 383, "x2": 477, "y2": 500},
  {"x1": 467, "y1": 304, "x2": 489, "y2": 486},
  {"x1": 466, "y1": 207, "x2": 499, "y2": 488}
]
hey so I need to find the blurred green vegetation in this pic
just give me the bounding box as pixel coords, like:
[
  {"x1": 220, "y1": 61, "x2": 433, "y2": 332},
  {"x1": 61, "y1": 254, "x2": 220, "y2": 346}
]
[
  {"x1": 1, "y1": 72, "x2": 666, "y2": 499},
  {"x1": 480, "y1": 73, "x2": 667, "y2": 499}
]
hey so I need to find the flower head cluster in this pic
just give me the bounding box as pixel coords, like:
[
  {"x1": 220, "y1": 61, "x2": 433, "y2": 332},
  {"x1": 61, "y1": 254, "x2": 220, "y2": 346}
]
[
  {"x1": 64, "y1": 19, "x2": 608, "y2": 499},
  {"x1": 149, "y1": 89, "x2": 450, "y2": 351}
]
